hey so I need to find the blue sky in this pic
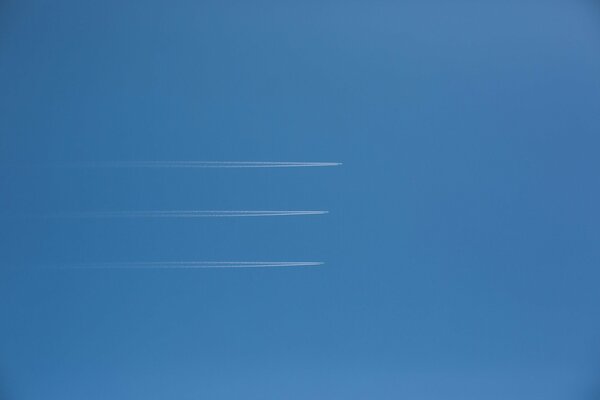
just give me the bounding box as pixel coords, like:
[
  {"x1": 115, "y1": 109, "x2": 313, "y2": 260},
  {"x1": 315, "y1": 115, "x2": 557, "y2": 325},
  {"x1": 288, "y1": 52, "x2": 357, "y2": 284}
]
[{"x1": 1, "y1": 1, "x2": 600, "y2": 399}]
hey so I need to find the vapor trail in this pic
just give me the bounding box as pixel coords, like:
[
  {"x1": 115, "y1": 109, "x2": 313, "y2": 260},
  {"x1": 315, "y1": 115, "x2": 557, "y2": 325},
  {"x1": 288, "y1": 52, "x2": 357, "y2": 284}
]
[
  {"x1": 43, "y1": 210, "x2": 328, "y2": 218},
  {"x1": 64, "y1": 161, "x2": 341, "y2": 168},
  {"x1": 57, "y1": 261, "x2": 324, "y2": 269}
]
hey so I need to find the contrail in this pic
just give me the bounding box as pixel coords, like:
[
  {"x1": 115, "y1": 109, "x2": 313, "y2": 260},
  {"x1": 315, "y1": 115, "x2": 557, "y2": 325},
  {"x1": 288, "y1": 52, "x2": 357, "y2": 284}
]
[
  {"x1": 55, "y1": 261, "x2": 324, "y2": 270},
  {"x1": 59, "y1": 161, "x2": 342, "y2": 168},
  {"x1": 40, "y1": 210, "x2": 328, "y2": 218}
]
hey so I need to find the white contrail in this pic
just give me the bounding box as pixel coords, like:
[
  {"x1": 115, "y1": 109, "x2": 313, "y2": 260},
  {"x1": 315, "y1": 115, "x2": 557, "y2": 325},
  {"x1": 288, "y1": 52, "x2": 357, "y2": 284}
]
[
  {"x1": 56, "y1": 261, "x2": 324, "y2": 269},
  {"x1": 42, "y1": 210, "x2": 328, "y2": 218},
  {"x1": 63, "y1": 161, "x2": 341, "y2": 168}
]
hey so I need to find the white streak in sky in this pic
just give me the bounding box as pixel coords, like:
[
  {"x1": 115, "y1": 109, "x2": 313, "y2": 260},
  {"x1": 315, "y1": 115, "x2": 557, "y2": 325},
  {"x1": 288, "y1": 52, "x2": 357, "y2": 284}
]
[
  {"x1": 66, "y1": 161, "x2": 341, "y2": 168},
  {"x1": 57, "y1": 261, "x2": 324, "y2": 269},
  {"x1": 43, "y1": 210, "x2": 328, "y2": 218}
]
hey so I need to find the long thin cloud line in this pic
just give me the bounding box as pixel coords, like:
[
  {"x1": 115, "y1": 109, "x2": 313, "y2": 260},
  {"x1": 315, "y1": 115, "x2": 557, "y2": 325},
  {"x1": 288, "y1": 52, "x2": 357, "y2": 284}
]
[
  {"x1": 110, "y1": 261, "x2": 317, "y2": 265},
  {"x1": 40, "y1": 210, "x2": 328, "y2": 218},
  {"x1": 59, "y1": 161, "x2": 341, "y2": 168},
  {"x1": 55, "y1": 261, "x2": 324, "y2": 270}
]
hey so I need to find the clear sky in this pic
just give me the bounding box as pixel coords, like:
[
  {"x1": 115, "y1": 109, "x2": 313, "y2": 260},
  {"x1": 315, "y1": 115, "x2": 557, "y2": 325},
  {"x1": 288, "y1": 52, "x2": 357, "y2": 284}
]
[{"x1": 1, "y1": 1, "x2": 600, "y2": 399}]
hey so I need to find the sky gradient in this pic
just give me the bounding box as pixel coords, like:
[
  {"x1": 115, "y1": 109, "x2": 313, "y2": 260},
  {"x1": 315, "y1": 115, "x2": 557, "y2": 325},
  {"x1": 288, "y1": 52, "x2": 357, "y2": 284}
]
[{"x1": 1, "y1": 1, "x2": 600, "y2": 399}]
